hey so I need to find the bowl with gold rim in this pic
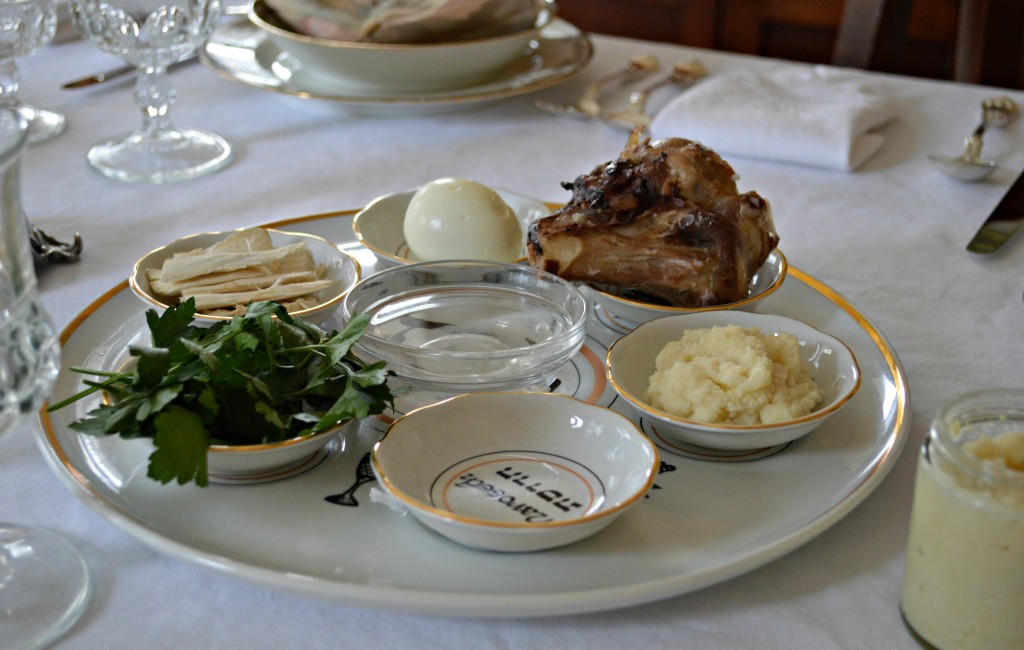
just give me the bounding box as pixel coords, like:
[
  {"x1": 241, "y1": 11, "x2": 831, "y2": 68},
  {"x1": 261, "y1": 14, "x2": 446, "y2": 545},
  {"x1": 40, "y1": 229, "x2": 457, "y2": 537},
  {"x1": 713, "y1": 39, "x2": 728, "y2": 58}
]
[
  {"x1": 249, "y1": 0, "x2": 556, "y2": 91},
  {"x1": 372, "y1": 391, "x2": 659, "y2": 552},
  {"x1": 585, "y1": 249, "x2": 788, "y2": 330},
  {"x1": 606, "y1": 311, "x2": 861, "y2": 452},
  {"x1": 130, "y1": 227, "x2": 360, "y2": 326}
]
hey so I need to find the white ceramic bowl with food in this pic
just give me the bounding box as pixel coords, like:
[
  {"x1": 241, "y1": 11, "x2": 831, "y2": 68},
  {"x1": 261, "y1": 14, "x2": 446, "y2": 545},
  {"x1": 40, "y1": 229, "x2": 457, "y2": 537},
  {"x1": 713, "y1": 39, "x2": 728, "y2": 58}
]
[
  {"x1": 585, "y1": 249, "x2": 787, "y2": 329},
  {"x1": 97, "y1": 360, "x2": 350, "y2": 484},
  {"x1": 606, "y1": 311, "x2": 860, "y2": 451},
  {"x1": 206, "y1": 421, "x2": 346, "y2": 482},
  {"x1": 372, "y1": 392, "x2": 658, "y2": 552},
  {"x1": 352, "y1": 185, "x2": 549, "y2": 268},
  {"x1": 130, "y1": 228, "x2": 360, "y2": 325},
  {"x1": 248, "y1": 0, "x2": 555, "y2": 91},
  {"x1": 341, "y1": 260, "x2": 587, "y2": 391}
]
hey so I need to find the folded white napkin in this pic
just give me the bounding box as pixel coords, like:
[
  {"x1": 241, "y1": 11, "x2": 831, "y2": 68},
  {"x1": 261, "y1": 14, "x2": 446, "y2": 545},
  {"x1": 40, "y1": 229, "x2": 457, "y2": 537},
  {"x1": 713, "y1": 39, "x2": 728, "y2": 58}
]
[{"x1": 648, "y1": 65, "x2": 899, "y2": 172}]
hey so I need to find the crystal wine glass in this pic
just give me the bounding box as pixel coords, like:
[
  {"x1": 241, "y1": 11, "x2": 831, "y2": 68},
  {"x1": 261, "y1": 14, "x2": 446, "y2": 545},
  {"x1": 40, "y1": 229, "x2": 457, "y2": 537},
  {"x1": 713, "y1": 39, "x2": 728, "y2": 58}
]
[
  {"x1": 69, "y1": 0, "x2": 231, "y2": 183},
  {"x1": 0, "y1": 0, "x2": 67, "y2": 143},
  {"x1": 0, "y1": 107, "x2": 89, "y2": 649}
]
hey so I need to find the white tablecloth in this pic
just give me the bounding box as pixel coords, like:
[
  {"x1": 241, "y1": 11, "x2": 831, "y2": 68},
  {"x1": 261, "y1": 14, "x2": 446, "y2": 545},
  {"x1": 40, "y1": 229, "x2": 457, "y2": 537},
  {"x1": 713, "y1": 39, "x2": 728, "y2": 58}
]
[{"x1": 6, "y1": 18, "x2": 1024, "y2": 649}]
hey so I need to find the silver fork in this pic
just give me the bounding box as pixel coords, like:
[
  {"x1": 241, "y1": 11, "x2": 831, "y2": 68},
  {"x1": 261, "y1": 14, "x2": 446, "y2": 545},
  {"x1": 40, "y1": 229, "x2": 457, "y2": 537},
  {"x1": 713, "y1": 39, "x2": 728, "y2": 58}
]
[
  {"x1": 601, "y1": 59, "x2": 707, "y2": 131},
  {"x1": 535, "y1": 53, "x2": 660, "y2": 120}
]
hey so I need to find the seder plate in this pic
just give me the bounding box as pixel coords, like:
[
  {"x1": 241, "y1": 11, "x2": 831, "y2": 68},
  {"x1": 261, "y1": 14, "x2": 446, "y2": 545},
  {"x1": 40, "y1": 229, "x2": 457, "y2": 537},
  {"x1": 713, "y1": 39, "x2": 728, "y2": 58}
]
[
  {"x1": 36, "y1": 209, "x2": 910, "y2": 618},
  {"x1": 199, "y1": 18, "x2": 593, "y2": 112}
]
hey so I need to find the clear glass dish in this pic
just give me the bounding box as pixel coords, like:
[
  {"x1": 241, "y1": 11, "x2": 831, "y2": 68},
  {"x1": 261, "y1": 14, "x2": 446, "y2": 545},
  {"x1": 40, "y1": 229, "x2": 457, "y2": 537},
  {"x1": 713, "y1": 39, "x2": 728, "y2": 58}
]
[{"x1": 341, "y1": 260, "x2": 588, "y2": 391}]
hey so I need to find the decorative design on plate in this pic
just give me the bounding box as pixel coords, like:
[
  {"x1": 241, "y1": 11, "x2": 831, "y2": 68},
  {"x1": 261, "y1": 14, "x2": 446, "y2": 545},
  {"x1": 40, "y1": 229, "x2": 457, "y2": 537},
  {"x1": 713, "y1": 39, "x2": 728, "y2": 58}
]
[
  {"x1": 644, "y1": 420, "x2": 790, "y2": 462},
  {"x1": 593, "y1": 302, "x2": 638, "y2": 335},
  {"x1": 547, "y1": 337, "x2": 611, "y2": 406},
  {"x1": 429, "y1": 451, "x2": 606, "y2": 524},
  {"x1": 208, "y1": 445, "x2": 332, "y2": 485},
  {"x1": 324, "y1": 451, "x2": 375, "y2": 506},
  {"x1": 644, "y1": 459, "x2": 678, "y2": 498}
]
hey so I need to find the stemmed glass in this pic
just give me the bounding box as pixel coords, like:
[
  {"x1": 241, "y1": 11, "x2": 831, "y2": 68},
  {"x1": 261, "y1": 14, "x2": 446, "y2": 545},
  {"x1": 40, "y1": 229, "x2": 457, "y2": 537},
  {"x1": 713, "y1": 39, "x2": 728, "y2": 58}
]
[
  {"x1": 0, "y1": 0, "x2": 66, "y2": 143},
  {"x1": 69, "y1": 0, "x2": 231, "y2": 183},
  {"x1": 0, "y1": 108, "x2": 89, "y2": 647}
]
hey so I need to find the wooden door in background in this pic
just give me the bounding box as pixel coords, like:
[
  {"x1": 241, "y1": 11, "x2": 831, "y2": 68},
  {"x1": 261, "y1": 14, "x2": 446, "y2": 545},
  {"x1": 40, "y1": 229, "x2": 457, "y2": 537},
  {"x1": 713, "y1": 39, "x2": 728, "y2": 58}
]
[{"x1": 555, "y1": 0, "x2": 1023, "y2": 88}]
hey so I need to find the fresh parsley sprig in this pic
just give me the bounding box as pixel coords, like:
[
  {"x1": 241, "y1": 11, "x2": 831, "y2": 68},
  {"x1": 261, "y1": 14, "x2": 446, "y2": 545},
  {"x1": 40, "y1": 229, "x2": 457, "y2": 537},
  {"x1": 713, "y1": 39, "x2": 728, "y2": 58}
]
[{"x1": 48, "y1": 299, "x2": 395, "y2": 487}]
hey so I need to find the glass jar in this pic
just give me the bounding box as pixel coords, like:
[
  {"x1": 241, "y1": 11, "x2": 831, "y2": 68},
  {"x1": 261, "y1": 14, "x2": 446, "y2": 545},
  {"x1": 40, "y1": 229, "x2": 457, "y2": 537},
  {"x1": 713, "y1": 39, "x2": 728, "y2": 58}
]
[{"x1": 900, "y1": 389, "x2": 1024, "y2": 650}]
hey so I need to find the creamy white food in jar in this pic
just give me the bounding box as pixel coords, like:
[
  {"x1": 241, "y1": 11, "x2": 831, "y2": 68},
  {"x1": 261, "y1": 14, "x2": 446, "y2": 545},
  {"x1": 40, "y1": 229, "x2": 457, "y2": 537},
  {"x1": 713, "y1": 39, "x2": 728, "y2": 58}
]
[{"x1": 900, "y1": 389, "x2": 1024, "y2": 650}]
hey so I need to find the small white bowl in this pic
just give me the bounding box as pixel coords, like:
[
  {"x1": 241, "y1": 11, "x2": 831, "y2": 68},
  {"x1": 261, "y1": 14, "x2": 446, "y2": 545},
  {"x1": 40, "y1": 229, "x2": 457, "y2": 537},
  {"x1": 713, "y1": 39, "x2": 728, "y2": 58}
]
[
  {"x1": 206, "y1": 422, "x2": 345, "y2": 482},
  {"x1": 341, "y1": 260, "x2": 588, "y2": 392},
  {"x1": 352, "y1": 187, "x2": 550, "y2": 268},
  {"x1": 249, "y1": 0, "x2": 554, "y2": 91},
  {"x1": 130, "y1": 228, "x2": 360, "y2": 325},
  {"x1": 586, "y1": 249, "x2": 787, "y2": 328},
  {"x1": 606, "y1": 311, "x2": 860, "y2": 451},
  {"x1": 372, "y1": 392, "x2": 658, "y2": 552}
]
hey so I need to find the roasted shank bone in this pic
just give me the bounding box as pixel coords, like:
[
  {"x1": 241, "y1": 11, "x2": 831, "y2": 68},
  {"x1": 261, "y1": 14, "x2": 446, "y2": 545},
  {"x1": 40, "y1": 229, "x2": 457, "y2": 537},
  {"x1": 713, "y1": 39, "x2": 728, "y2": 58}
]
[{"x1": 526, "y1": 133, "x2": 778, "y2": 307}]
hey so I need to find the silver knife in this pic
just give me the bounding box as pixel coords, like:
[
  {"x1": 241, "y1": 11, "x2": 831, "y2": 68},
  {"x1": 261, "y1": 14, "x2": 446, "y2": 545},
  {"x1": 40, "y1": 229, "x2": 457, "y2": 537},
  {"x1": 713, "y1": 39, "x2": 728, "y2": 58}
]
[
  {"x1": 61, "y1": 54, "x2": 199, "y2": 89},
  {"x1": 967, "y1": 168, "x2": 1024, "y2": 254}
]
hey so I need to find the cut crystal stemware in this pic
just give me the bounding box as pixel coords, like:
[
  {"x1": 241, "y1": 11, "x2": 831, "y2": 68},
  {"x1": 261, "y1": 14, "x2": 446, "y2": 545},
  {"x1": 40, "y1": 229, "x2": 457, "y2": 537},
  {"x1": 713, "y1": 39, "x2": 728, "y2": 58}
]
[
  {"x1": 0, "y1": 106, "x2": 89, "y2": 650},
  {"x1": 0, "y1": 0, "x2": 66, "y2": 143},
  {"x1": 70, "y1": 0, "x2": 232, "y2": 183}
]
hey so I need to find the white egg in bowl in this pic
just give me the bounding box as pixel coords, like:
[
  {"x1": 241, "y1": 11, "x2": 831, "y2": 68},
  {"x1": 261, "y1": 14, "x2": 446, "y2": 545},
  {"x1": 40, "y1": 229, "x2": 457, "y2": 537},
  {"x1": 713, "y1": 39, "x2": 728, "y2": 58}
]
[
  {"x1": 585, "y1": 249, "x2": 787, "y2": 330},
  {"x1": 606, "y1": 311, "x2": 861, "y2": 452},
  {"x1": 352, "y1": 180, "x2": 550, "y2": 268},
  {"x1": 130, "y1": 227, "x2": 360, "y2": 325},
  {"x1": 372, "y1": 392, "x2": 659, "y2": 552}
]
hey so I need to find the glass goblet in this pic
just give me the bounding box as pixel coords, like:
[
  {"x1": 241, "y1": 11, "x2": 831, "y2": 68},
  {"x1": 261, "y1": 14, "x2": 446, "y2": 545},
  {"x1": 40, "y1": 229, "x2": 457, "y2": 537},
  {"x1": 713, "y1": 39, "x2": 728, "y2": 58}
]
[
  {"x1": 0, "y1": 107, "x2": 89, "y2": 648},
  {"x1": 69, "y1": 0, "x2": 231, "y2": 183},
  {"x1": 0, "y1": 0, "x2": 67, "y2": 143}
]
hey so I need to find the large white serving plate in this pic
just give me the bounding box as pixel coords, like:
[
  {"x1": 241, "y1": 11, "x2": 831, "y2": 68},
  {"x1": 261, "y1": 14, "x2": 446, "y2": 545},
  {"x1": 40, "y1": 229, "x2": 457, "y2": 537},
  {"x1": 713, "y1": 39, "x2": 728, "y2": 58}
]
[
  {"x1": 37, "y1": 209, "x2": 909, "y2": 618},
  {"x1": 200, "y1": 18, "x2": 593, "y2": 111}
]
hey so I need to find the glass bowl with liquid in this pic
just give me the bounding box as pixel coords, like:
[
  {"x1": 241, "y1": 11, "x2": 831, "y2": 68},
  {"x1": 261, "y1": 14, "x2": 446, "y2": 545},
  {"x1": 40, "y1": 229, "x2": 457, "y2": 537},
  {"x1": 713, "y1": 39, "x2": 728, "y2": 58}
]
[{"x1": 341, "y1": 260, "x2": 588, "y2": 392}]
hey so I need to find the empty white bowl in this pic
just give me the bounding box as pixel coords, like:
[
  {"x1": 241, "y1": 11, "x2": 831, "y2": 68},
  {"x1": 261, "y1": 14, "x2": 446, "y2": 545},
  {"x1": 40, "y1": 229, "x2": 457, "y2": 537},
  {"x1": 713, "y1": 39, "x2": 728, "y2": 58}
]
[
  {"x1": 341, "y1": 260, "x2": 588, "y2": 391},
  {"x1": 352, "y1": 186, "x2": 550, "y2": 268},
  {"x1": 586, "y1": 249, "x2": 787, "y2": 328},
  {"x1": 130, "y1": 228, "x2": 360, "y2": 325},
  {"x1": 606, "y1": 311, "x2": 860, "y2": 451},
  {"x1": 249, "y1": 0, "x2": 554, "y2": 91},
  {"x1": 372, "y1": 392, "x2": 658, "y2": 552}
]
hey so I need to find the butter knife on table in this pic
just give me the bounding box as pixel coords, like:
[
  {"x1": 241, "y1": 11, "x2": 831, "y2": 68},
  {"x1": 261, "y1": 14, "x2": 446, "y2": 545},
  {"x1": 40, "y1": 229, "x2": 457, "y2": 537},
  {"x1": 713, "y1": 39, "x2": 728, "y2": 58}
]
[
  {"x1": 967, "y1": 168, "x2": 1024, "y2": 254},
  {"x1": 61, "y1": 55, "x2": 198, "y2": 89}
]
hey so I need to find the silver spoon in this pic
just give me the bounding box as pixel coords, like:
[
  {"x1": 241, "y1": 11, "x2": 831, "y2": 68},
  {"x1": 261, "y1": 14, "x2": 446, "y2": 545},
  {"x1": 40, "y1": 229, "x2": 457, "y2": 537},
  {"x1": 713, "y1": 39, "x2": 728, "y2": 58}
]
[
  {"x1": 601, "y1": 59, "x2": 707, "y2": 131},
  {"x1": 928, "y1": 96, "x2": 1021, "y2": 182},
  {"x1": 535, "y1": 53, "x2": 660, "y2": 120}
]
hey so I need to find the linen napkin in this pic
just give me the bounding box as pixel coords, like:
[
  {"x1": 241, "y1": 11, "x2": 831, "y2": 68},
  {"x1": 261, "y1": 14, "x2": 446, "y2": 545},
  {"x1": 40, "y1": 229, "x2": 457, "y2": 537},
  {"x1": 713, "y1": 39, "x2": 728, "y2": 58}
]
[{"x1": 648, "y1": 65, "x2": 899, "y2": 172}]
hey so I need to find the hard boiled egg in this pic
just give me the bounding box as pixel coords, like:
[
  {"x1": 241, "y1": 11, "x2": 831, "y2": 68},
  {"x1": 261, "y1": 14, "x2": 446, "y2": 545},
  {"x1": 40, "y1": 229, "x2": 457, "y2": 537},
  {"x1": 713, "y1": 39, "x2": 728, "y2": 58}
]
[{"x1": 403, "y1": 178, "x2": 523, "y2": 262}]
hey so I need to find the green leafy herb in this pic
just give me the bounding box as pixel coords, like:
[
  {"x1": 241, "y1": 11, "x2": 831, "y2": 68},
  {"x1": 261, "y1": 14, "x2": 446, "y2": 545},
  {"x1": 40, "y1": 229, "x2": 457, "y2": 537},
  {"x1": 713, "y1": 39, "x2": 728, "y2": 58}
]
[{"x1": 48, "y1": 299, "x2": 395, "y2": 487}]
